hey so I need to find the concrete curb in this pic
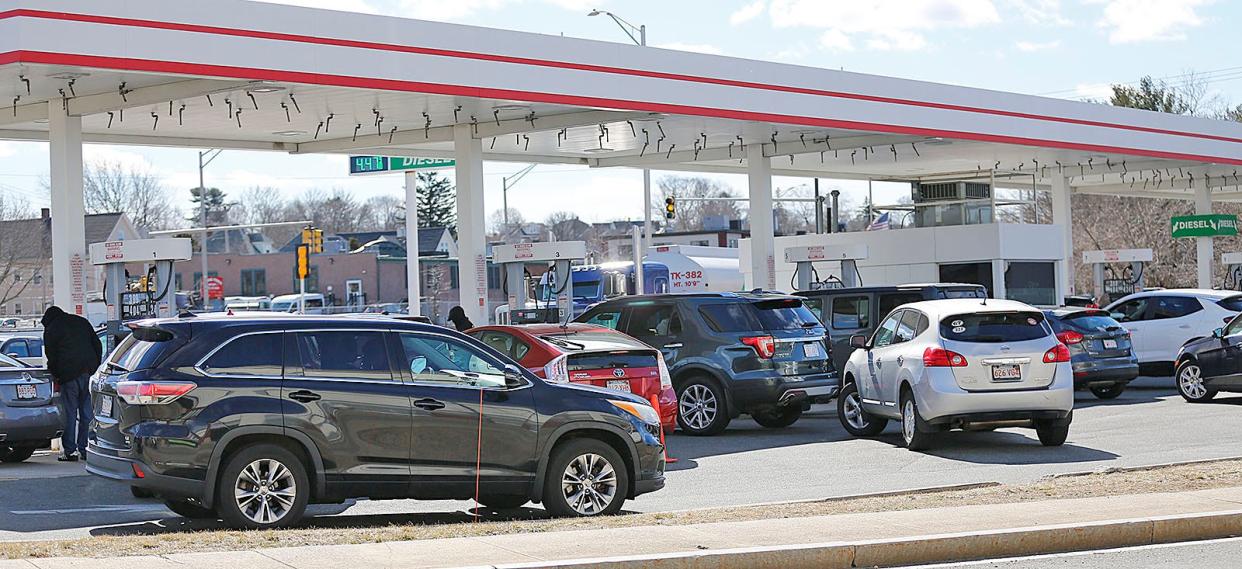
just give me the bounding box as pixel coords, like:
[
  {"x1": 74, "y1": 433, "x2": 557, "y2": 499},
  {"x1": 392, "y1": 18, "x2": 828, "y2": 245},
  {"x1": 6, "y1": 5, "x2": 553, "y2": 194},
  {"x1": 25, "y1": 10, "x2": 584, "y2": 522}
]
[
  {"x1": 478, "y1": 509, "x2": 1242, "y2": 569},
  {"x1": 655, "y1": 482, "x2": 1002, "y2": 515},
  {"x1": 1047, "y1": 455, "x2": 1242, "y2": 479}
]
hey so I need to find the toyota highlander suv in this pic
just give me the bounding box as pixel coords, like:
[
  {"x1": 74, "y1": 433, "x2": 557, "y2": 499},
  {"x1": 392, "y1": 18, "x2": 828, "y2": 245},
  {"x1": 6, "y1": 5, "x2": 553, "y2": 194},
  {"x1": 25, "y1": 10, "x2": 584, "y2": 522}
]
[
  {"x1": 86, "y1": 314, "x2": 666, "y2": 528},
  {"x1": 576, "y1": 292, "x2": 838, "y2": 436}
]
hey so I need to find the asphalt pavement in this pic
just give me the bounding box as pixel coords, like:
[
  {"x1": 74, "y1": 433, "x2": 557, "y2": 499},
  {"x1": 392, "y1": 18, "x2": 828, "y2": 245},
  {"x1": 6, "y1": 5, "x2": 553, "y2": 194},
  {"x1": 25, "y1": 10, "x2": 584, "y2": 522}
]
[
  {"x1": 902, "y1": 536, "x2": 1242, "y2": 568},
  {"x1": 3, "y1": 382, "x2": 1241, "y2": 542}
]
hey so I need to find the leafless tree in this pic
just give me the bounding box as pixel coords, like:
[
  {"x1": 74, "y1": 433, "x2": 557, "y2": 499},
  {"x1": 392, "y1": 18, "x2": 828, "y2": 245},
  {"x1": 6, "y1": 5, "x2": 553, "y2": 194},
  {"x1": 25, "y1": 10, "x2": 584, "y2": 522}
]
[
  {"x1": 364, "y1": 194, "x2": 404, "y2": 231},
  {"x1": 287, "y1": 188, "x2": 372, "y2": 234},
  {"x1": 488, "y1": 208, "x2": 525, "y2": 235},
  {"x1": 544, "y1": 211, "x2": 584, "y2": 241},
  {"x1": 0, "y1": 195, "x2": 43, "y2": 309},
  {"x1": 82, "y1": 160, "x2": 181, "y2": 231},
  {"x1": 657, "y1": 175, "x2": 743, "y2": 232}
]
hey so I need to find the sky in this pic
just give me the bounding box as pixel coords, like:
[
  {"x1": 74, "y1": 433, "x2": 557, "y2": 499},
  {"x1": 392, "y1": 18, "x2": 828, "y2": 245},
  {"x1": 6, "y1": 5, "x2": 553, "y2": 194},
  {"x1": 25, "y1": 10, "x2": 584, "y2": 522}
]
[{"x1": 0, "y1": 0, "x2": 1239, "y2": 228}]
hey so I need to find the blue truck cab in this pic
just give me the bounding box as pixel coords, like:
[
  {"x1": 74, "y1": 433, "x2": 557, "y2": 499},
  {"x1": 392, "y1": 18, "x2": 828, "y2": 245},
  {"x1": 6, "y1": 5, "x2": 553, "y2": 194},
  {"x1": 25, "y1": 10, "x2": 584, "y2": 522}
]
[{"x1": 535, "y1": 262, "x2": 672, "y2": 316}]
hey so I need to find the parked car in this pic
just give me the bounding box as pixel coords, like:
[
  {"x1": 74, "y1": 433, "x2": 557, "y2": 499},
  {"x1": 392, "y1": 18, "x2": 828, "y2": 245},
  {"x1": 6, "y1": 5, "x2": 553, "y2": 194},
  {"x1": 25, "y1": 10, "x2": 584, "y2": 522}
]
[
  {"x1": 0, "y1": 332, "x2": 45, "y2": 367},
  {"x1": 270, "y1": 293, "x2": 326, "y2": 314},
  {"x1": 576, "y1": 292, "x2": 838, "y2": 436},
  {"x1": 795, "y1": 283, "x2": 988, "y2": 372},
  {"x1": 1104, "y1": 289, "x2": 1242, "y2": 375},
  {"x1": 1174, "y1": 313, "x2": 1242, "y2": 403},
  {"x1": 0, "y1": 352, "x2": 58, "y2": 463},
  {"x1": 467, "y1": 323, "x2": 676, "y2": 432},
  {"x1": 1043, "y1": 308, "x2": 1139, "y2": 399},
  {"x1": 86, "y1": 314, "x2": 666, "y2": 528},
  {"x1": 1063, "y1": 295, "x2": 1099, "y2": 308},
  {"x1": 838, "y1": 299, "x2": 1073, "y2": 450}
]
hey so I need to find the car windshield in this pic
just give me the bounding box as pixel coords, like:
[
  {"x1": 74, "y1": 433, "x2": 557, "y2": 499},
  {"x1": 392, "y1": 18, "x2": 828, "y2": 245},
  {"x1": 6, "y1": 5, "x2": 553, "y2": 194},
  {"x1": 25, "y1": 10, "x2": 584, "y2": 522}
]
[
  {"x1": 572, "y1": 280, "x2": 601, "y2": 299},
  {"x1": 0, "y1": 352, "x2": 24, "y2": 367},
  {"x1": 940, "y1": 311, "x2": 1050, "y2": 343},
  {"x1": 1218, "y1": 295, "x2": 1242, "y2": 312}
]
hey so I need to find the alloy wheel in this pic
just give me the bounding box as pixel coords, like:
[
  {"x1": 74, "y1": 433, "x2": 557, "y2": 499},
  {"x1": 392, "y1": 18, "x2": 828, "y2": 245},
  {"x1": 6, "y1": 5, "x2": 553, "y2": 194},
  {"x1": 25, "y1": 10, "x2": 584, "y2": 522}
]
[
  {"x1": 234, "y1": 458, "x2": 297, "y2": 525},
  {"x1": 679, "y1": 384, "x2": 718, "y2": 431},
  {"x1": 902, "y1": 399, "x2": 916, "y2": 443},
  {"x1": 1179, "y1": 365, "x2": 1207, "y2": 399},
  {"x1": 842, "y1": 390, "x2": 868, "y2": 430},
  {"x1": 560, "y1": 453, "x2": 617, "y2": 515}
]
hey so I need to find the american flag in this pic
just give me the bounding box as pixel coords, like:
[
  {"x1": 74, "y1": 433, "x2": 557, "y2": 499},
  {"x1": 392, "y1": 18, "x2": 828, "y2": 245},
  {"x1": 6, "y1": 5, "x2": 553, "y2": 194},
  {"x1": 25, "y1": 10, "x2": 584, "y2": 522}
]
[{"x1": 866, "y1": 212, "x2": 891, "y2": 231}]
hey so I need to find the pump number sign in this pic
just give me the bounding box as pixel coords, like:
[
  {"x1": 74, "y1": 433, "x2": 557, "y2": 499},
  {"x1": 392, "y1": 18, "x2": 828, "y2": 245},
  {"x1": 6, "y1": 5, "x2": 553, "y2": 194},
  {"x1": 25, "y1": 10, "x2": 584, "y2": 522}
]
[{"x1": 1171, "y1": 214, "x2": 1238, "y2": 238}]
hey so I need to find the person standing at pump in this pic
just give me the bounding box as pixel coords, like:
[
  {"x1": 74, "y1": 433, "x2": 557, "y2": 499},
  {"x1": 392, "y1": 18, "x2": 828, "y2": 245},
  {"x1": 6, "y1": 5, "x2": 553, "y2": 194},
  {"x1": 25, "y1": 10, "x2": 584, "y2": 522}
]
[
  {"x1": 41, "y1": 306, "x2": 103, "y2": 462},
  {"x1": 447, "y1": 306, "x2": 474, "y2": 331}
]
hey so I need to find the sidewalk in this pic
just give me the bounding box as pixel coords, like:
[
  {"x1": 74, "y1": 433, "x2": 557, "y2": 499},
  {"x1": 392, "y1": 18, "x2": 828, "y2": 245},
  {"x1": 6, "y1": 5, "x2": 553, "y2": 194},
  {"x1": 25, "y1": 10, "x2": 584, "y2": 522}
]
[{"x1": 5, "y1": 487, "x2": 1242, "y2": 569}]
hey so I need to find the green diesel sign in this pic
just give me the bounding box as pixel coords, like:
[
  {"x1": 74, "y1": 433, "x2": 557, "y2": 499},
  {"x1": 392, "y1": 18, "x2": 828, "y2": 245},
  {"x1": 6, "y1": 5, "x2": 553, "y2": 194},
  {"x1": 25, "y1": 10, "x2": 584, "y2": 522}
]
[
  {"x1": 348, "y1": 156, "x2": 455, "y2": 175},
  {"x1": 1171, "y1": 214, "x2": 1239, "y2": 238}
]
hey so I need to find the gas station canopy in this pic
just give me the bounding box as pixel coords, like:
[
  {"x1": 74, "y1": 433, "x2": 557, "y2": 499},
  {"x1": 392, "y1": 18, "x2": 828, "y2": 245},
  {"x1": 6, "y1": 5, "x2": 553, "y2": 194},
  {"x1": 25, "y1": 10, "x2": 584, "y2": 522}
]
[{"x1": 9, "y1": 0, "x2": 1242, "y2": 321}]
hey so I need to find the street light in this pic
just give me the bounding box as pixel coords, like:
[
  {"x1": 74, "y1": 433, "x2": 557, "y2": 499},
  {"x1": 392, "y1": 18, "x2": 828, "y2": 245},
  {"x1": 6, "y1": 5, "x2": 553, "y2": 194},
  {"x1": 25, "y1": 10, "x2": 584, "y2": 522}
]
[
  {"x1": 586, "y1": 9, "x2": 650, "y2": 293},
  {"x1": 502, "y1": 163, "x2": 537, "y2": 233},
  {"x1": 197, "y1": 148, "x2": 222, "y2": 309}
]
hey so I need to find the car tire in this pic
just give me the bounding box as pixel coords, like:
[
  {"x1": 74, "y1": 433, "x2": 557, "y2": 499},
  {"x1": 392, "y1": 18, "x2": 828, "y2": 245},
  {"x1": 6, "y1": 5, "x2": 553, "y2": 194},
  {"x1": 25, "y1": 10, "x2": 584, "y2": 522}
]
[
  {"x1": 476, "y1": 495, "x2": 529, "y2": 510},
  {"x1": 0, "y1": 446, "x2": 35, "y2": 463},
  {"x1": 163, "y1": 498, "x2": 218, "y2": 520},
  {"x1": 1089, "y1": 383, "x2": 1125, "y2": 399},
  {"x1": 131, "y1": 486, "x2": 156, "y2": 499},
  {"x1": 899, "y1": 391, "x2": 935, "y2": 451},
  {"x1": 676, "y1": 376, "x2": 731, "y2": 436},
  {"x1": 1176, "y1": 361, "x2": 1217, "y2": 403},
  {"x1": 838, "y1": 382, "x2": 888, "y2": 437},
  {"x1": 1035, "y1": 413, "x2": 1072, "y2": 447},
  {"x1": 751, "y1": 406, "x2": 803, "y2": 429},
  {"x1": 215, "y1": 443, "x2": 310, "y2": 529},
  {"x1": 542, "y1": 438, "x2": 628, "y2": 517}
]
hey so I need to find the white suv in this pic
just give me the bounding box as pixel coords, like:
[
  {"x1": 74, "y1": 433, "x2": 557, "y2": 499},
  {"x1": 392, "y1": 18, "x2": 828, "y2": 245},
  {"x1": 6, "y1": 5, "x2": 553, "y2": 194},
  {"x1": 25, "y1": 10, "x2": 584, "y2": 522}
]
[
  {"x1": 838, "y1": 299, "x2": 1074, "y2": 451},
  {"x1": 1103, "y1": 289, "x2": 1242, "y2": 373}
]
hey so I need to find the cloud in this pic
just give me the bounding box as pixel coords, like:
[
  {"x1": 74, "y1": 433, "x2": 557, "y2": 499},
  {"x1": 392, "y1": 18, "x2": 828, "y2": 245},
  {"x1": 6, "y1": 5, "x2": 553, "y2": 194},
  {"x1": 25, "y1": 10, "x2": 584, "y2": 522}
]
[
  {"x1": 657, "y1": 42, "x2": 725, "y2": 55},
  {"x1": 768, "y1": 0, "x2": 1000, "y2": 51},
  {"x1": 1006, "y1": 0, "x2": 1070, "y2": 25},
  {"x1": 730, "y1": 1, "x2": 766, "y2": 25},
  {"x1": 1093, "y1": 0, "x2": 1210, "y2": 44},
  {"x1": 1015, "y1": 39, "x2": 1060, "y2": 51},
  {"x1": 1068, "y1": 82, "x2": 1115, "y2": 100},
  {"x1": 819, "y1": 29, "x2": 854, "y2": 52}
]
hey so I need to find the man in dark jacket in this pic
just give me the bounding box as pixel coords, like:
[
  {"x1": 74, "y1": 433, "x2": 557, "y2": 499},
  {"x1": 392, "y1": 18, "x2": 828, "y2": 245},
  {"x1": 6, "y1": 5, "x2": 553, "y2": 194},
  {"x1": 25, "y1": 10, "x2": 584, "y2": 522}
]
[
  {"x1": 42, "y1": 306, "x2": 102, "y2": 462},
  {"x1": 447, "y1": 305, "x2": 474, "y2": 332}
]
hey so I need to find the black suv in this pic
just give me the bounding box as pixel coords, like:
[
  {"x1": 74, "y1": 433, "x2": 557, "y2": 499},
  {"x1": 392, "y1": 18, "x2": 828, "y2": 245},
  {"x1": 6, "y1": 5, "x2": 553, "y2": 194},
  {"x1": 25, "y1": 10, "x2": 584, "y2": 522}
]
[
  {"x1": 85, "y1": 315, "x2": 666, "y2": 528},
  {"x1": 795, "y1": 283, "x2": 987, "y2": 372},
  {"x1": 575, "y1": 293, "x2": 837, "y2": 436}
]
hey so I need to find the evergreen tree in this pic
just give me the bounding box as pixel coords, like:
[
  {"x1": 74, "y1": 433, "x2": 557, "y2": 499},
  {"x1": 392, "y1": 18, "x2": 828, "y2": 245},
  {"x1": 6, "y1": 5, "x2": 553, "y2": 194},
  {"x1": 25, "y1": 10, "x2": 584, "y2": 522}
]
[
  {"x1": 416, "y1": 172, "x2": 456, "y2": 229},
  {"x1": 188, "y1": 186, "x2": 233, "y2": 226}
]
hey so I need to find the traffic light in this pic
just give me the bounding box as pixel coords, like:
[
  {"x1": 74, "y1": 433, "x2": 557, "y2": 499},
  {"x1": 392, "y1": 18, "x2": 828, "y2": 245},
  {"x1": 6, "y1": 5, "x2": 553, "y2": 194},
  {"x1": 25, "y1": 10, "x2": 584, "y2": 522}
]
[
  {"x1": 296, "y1": 244, "x2": 310, "y2": 280},
  {"x1": 664, "y1": 196, "x2": 676, "y2": 220},
  {"x1": 301, "y1": 226, "x2": 325, "y2": 253}
]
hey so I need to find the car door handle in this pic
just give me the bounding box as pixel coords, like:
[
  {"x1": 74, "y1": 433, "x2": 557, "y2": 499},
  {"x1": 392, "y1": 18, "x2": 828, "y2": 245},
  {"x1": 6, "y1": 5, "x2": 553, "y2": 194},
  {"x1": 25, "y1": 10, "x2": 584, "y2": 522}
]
[
  {"x1": 663, "y1": 343, "x2": 683, "y2": 349},
  {"x1": 413, "y1": 397, "x2": 446, "y2": 411},
  {"x1": 288, "y1": 390, "x2": 321, "y2": 403}
]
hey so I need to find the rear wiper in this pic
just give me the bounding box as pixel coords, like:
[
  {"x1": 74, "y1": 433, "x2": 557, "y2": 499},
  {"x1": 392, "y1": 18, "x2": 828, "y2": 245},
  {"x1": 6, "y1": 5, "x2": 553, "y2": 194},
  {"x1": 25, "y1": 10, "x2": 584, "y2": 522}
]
[
  {"x1": 801, "y1": 322, "x2": 819, "y2": 328},
  {"x1": 106, "y1": 361, "x2": 130, "y2": 373}
]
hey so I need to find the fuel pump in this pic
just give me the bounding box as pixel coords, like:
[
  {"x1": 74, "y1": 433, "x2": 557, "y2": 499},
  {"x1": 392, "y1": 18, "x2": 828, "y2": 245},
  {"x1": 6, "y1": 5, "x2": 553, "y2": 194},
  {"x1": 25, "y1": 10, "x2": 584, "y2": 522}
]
[
  {"x1": 784, "y1": 244, "x2": 869, "y2": 291},
  {"x1": 1082, "y1": 249, "x2": 1152, "y2": 305},
  {"x1": 492, "y1": 241, "x2": 587, "y2": 324},
  {"x1": 1222, "y1": 253, "x2": 1242, "y2": 291},
  {"x1": 88, "y1": 238, "x2": 193, "y2": 352}
]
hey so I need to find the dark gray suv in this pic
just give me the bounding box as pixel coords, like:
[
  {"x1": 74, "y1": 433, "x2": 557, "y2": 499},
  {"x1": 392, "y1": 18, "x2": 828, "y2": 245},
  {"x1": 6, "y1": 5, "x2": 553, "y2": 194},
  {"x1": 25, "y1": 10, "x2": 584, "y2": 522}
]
[{"x1": 576, "y1": 293, "x2": 838, "y2": 436}]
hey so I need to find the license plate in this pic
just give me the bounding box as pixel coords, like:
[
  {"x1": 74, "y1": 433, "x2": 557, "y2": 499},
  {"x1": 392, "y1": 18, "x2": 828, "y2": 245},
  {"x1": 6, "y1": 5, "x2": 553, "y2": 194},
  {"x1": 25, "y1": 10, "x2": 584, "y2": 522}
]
[
  {"x1": 605, "y1": 380, "x2": 631, "y2": 393},
  {"x1": 99, "y1": 394, "x2": 113, "y2": 418},
  {"x1": 991, "y1": 364, "x2": 1022, "y2": 382},
  {"x1": 804, "y1": 342, "x2": 823, "y2": 358},
  {"x1": 15, "y1": 384, "x2": 36, "y2": 400},
  {"x1": 1103, "y1": 339, "x2": 1118, "y2": 349}
]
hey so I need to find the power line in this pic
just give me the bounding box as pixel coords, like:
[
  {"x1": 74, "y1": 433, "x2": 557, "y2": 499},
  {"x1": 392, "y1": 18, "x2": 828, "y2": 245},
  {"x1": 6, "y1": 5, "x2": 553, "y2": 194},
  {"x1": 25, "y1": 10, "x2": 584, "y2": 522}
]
[{"x1": 1038, "y1": 65, "x2": 1242, "y2": 97}]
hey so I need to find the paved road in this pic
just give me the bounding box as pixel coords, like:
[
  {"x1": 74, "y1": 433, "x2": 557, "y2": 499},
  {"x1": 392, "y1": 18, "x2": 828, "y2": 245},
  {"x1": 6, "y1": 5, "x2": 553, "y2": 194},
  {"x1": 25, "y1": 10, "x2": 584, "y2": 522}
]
[
  {"x1": 3, "y1": 384, "x2": 1241, "y2": 541},
  {"x1": 903, "y1": 536, "x2": 1242, "y2": 568}
]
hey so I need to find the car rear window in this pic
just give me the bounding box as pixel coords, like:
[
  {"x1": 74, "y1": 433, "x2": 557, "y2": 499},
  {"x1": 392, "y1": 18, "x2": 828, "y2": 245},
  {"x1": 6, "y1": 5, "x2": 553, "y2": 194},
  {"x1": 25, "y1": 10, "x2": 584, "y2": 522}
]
[
  {"x1": 566, "y1": 351, "x2": 658, "y2": 372},
  {"x1": 1058, "y1": 311, "x2": 1123, "y2": 333},
  {"x1": 699, "y1": 299, "x2": 819, "y2": 332},
  {"x1": 941, "y1": 288, "x2": 987, "y2": 299},
  {"x1": 940, "y1": 312, "x2": 1050, "y2": 343},
  {"x1": 1219, "y1": 295, "x2": 1242, "y2": 312},
  {"x1": 108, "y1": 335, "x2": 175, "y2": 372}
]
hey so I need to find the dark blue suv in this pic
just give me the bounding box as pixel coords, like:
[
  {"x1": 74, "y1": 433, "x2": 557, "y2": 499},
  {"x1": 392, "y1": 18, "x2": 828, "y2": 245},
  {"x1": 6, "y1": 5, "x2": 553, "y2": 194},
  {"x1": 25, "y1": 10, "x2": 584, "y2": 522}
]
[
  {"x1": 86, "y1": 314, "x2": 665, "y2": 528},
  {"x1": 576, "y1": 293, "x2": 838, "y2": 436}
]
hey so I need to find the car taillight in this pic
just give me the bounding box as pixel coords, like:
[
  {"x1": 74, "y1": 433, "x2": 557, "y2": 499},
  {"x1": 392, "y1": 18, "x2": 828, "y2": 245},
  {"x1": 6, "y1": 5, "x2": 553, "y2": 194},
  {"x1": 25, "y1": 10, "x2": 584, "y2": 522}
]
[
  {"x1": 543, "y1": 355, "x2": 569, "y2": 383},
  {"x1": 923, "y1": 346, "x2": 967, "y2": 367},
  {"x1": 1057, "y1": 330, "x2": 1084, "y2": 345},
  {"x1": 1087, "y1": 303, "x2": 1099, "y2": 308},
  {"x1": 656, "y1": 353, "x2": 673, "y2": 390},
  {"x1": 115, "y1": 381, "x2": 196, "y2": 405},
  {"x1": 741, "y1": 336, "x2": 775, "y2": 359},
  {"x1": 1044, "y1": 344, "x2": 1072, "y2": 363}
]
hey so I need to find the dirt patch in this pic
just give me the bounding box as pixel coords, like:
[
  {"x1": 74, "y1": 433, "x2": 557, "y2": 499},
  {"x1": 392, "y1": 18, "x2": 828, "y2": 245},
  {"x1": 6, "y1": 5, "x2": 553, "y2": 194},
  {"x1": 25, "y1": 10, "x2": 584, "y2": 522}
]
[{"x1": 5, "y1": 458, "x2": 1242, "y2": 560}]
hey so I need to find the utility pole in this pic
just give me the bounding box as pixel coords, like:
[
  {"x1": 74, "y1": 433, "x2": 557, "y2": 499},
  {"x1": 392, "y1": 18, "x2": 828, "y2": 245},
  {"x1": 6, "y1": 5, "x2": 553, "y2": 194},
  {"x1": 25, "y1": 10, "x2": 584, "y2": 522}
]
[
  {"x1": 197, "y1": 149, "x2": 222, "y2": 310},
  {"x1": 502, "y1": 164, "x2": 537, "y2": 235}
]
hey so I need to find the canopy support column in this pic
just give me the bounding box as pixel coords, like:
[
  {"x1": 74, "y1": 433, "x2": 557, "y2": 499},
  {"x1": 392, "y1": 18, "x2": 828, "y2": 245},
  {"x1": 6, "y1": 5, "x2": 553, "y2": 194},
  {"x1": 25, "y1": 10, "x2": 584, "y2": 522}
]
[
  {"x1": 1050, "y1": 175, "x2": 1074, "y2": 298},
  {"x1": 454, "y1": 124, "x2": 488, "y2": 324},
  {"x1": 404, "y1": 170, "x2": 421, "y2": 316},
  {"x1": 48, "y1": 100, "x2": 87, "y2": 316},
  {"x1": 1195, "y1": 179, "x2": 1213, "y2": 289},
  {"x1": 747, "y1": 144, "x2": 774, "y2": 290}
]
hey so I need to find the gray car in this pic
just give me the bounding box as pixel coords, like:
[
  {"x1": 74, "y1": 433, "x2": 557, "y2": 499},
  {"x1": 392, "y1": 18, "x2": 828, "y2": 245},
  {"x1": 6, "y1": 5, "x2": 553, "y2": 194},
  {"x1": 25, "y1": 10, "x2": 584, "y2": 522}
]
[
  {"x1": 839, "y1": 299, "x2": 1074, "y2": 451},
  {"x1": 0, "y1": 352, "x2": 59, "y2": 463}
]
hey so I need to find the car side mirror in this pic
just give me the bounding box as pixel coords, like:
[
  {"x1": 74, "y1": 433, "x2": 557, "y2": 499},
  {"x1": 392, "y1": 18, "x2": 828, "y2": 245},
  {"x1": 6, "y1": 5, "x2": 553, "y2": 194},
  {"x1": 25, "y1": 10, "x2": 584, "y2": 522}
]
[
  {"x1": 1213, "y1": 327, "x2": 1225, "y2": 339},
  {"x1": 503, "y1": 364, "x2": 526, "y2": 388},
  {"x1": 849, "y1": 334, "x2": 868, "y2": 350}
]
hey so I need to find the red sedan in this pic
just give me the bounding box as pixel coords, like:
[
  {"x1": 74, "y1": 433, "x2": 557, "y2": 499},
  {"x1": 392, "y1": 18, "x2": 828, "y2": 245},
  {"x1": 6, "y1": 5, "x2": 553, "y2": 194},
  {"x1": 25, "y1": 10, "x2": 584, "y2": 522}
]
[{"x1": 467, "y1": 323, "x2": 677, "y2": 432}]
